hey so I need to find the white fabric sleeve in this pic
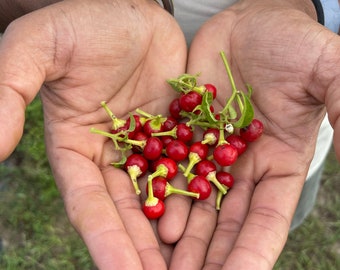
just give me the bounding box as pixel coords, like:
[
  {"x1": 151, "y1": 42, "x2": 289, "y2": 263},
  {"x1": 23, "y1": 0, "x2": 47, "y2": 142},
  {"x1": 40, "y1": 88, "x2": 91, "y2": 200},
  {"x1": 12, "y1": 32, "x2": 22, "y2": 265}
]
[{"x1": 321, "y1": 0, "x2": 340, "y2": 33}]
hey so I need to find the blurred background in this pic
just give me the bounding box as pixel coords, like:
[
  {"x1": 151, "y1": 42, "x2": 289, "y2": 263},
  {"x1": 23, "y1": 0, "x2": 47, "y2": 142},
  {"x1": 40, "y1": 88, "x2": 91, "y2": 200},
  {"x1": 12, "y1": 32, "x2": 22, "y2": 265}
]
[{"x1": 0, "y1": 97, "x2": 339, "y2": 269}]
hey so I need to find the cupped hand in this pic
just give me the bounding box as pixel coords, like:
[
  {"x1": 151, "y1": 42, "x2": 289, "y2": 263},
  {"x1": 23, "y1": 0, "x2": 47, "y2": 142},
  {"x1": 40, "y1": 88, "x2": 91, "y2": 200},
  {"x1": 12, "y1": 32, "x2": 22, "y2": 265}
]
[
  {"x1": 0, "y1": 0, "x2": 187, "y2": 269},
  {"x1": 169, "y1": 0, "x2": 340, "y2": 269}
]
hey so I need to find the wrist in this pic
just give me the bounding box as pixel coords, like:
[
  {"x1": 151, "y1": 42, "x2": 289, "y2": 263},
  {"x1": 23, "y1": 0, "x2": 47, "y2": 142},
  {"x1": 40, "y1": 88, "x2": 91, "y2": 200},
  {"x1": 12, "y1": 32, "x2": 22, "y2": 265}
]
[
  {"x1": 281, "y1": 0, "x2": 340, "y2": 33},
  {"x1": 284, "y1": 0, "x2": 319, "y2": 21},
  {"x1": 304, "y1": 0, "x2": 340, "y2": 33}
]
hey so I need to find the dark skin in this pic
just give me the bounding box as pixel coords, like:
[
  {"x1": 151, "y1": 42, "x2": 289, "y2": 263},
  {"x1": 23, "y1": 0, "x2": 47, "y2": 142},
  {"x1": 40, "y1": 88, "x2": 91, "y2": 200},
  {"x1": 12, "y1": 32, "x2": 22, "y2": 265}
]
[
  {"x1": 0, "y1": 0, "x2": 339, "y2": 269},
  {"x1": 0, "y1": 0, "x2": 187, "y2": 269},
  {"x1": 169, "y1": 0, "x2": 340, "y2": 269}
]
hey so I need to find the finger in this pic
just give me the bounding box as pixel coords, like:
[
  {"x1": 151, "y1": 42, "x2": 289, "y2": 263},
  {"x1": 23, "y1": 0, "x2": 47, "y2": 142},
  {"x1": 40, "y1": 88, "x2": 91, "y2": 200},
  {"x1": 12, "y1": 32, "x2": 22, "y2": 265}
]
[
  {"x1": 103, "y1": 166, "x2": 168, "y2": 270},
  {"x1": 157, "y1": 173, "x2": 193, "y2": 244},
  {"x1": 326, "y1": 65, "x2": 340, "y2": 158},
  {"x1": 222, "y1": 184, "x2": 304, "y2": 268},
  {"x1": 0, "y1": 22, "x2": 49, "y2": 160},
  {"x1": 209, "y1": 139, "x2": 307, "y2": 270},
  {"x1": 1, "y1": 10, "x2": 146, "y2": 270},
  {"x1": 150, "y1": 219, "x2": 174, "y2": 266},
  {"x1": 202, "y1": 174, "x2": 254, "y2": 269},
  {"x1": 158, "y1": 124, "x2": 220, "y2": 244},
  {"x1": 0, "y1": 87, "x2": 26, "y2": 160},
  {"x1": 48, "y1": 147, "x2": 144, "y2": 270},
  {"x1": 126, "y1": 174, "x2": 176, "y2": 266},
  {"x1": 169, "y1": 189, "x2": 218, "y2": 270}
]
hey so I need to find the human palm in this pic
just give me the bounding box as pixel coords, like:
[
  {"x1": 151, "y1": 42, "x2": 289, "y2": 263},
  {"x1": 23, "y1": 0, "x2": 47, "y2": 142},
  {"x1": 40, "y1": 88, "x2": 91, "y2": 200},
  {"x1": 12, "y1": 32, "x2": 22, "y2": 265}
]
[
  {"x1": 2, "y1": 0, "x2": 340, "y2": 269},
  {"x1": 0, "y1": 0, "x2": 187, "y2": 269},
  {"x1": 169, "y1": 1, "x2": 340, "y2": 269}
]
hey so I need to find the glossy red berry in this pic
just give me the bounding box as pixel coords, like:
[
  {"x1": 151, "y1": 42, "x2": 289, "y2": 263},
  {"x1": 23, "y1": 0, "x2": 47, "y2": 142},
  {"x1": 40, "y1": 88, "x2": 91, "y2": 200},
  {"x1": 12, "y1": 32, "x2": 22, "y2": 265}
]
[
  {"x1": 202, "y1": 128, "x2": 220, "y2": 146},
  {"x1": 165, "y1": 140, "x2": 189, "y2": 162},
  {"x1": 215, "y1": 171, "x2": 235, "y2": 211},
  {"x1": 124, "y1": 153, "x2": 149, "y2": 194},
  {"x1": 148, "y1": 158, "x2": 161, "y2": 173},
  {"x1": 143, "y1": 137, "x2": 163, "y2": 161},
  {"x1": 111, "y1": 115, "x2": 144, "y2": 139},
  {"x1": 111, "y1": 122, "x2": 135, "y2": 139},
  {"x1": 183, "y1": 142, "x2": 209, "y2": 177},
  {"x1": 131, "y1": 131, "x2": 148, "y2": 153},
  {"x1": 190, "y1": 141, "x2": 209, "y2": 159},
  {"x1": 213, "y1": 144, "x2": 238, "y2": 167},
  {"x1": 187, "y1": 175, "x2": 212, "y2": 200},
  {"x1": 162, "y1": 116, "x2": 178, "y2": 131},
  {"x1": 124, "y1": 153, "x2": 149, "y2": 176},
  {"x1": 226, "y1": 134, "x2": 247, "y2": 155},
  {"x1": 126, "y1": 114, "x2": 144, "y2": 133},
  {"x1": 161, "y1": 135, "x2": 175, "y2": 146},
  {"x1": 147, "y1": 176, "x2": 199, "y2": 201},
  {"x1": 152, "y1": 157, "x2": 178, "y2": 180},
  {"x1": 146, "y1": 176, "x2": 169, "y2": 201},
  {"x1": 204, "y1": 83, "x2": 217, "y2": 99},
  {"x1": 216, "y1": 171, "x2": 234, "y2": 189},
  {"x1": 179, "y1": 91, "x2": 202, "y2": 112},
  {"x1": 195, "y1": 160, "x2": 227, "y2": 194},
  {"x1": 142, "y1": 198, "x2": 165, "y2": 219},
  {"x1": 150, "y1": 123, "x2": 193, "y2": 143},
  {"x1": 169, "y1": 98, "x2": 182, "y2": 119},
  {"x1": 195, "y1": 160, "x2": 216, "y2": 177},
  {"x1": 143, "y1": 118, "x2": 164, "y2": 137},
  {"x1": 240, "y1": 119, "x2": 264, "y2": 142},
  {"x1": 176, "y1": 123, "x2": 193, "y2": 142}
]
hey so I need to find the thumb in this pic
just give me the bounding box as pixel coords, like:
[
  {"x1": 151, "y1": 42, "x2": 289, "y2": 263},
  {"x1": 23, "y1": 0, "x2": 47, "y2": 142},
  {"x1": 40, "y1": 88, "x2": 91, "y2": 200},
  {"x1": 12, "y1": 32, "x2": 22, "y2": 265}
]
[
  {"x1": 326, "y1": 72, "x2": 340, "y2": 161},
  {"x1": 309, "y1": 33, "x2": 340, "y2": 161},
  {"x1": 0, "y1": 10, "x2": 62, "y2": 160},
  {"x1": 0, "y1": 85, "x2": 26, "y2": 160}
]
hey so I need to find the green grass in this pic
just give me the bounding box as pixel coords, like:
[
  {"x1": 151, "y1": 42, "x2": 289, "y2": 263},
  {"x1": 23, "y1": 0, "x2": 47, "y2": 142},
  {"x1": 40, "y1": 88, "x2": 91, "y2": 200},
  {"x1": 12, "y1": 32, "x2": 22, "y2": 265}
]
[
  {"x1": 0, "y1": 98, "x2": 94, "y2": 270},
  {"x1": 0, "y1": 98, "x2": 339, "y2": 269},
  {"x1": 274, "y1": 146, "x2": 340, "y2": 270}
]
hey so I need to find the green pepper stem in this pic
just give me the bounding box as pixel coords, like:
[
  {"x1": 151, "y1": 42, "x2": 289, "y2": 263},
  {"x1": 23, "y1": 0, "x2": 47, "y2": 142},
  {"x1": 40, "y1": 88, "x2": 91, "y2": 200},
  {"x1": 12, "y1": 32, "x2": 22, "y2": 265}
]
[
  {"x1": 127, "y1": 165, "x2": 142, "y2": 195},
  {"x1": 178, "y1": 164, "x2": 195, "y2": 182},
  {"x1": 147, "y1": 177, "x2": 155, "y2": 200},
  {"x1": 151, "y1": 126, "x2": 177, "y2": 138},
  {"x1": 101, "y1": 101, "x2": 115, "y2": 120},
  {"x1": 135, "y1": 108, "x2": 155, "y2": 118},
  {"x1": 165, "y1": 182, "x2": 200, "y2": 199},
  {"x1": 220, "y1": 52, "x2": 238, "y2": 115},
  {"x1": 216, "y1": 121, "x2": 228, "y2": 146},
  {"x1": 183, "y1": 152, "x2": 201, "y2": 178},
  {"x1": 148, "y1": 164, "x2": 168, "y2": 181},
  {"x1": 101, "y1": 101, "x2": 126, "y2": 130},
  {"x1": 90, "y1": 127, "x2": 145, "y2": 148},
  {"x1": 215, "y1": 190, "x2": 224, "y2": 210},
  {"x1": 206, "y1": 171, "x2": 227, "y2": 195}
]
